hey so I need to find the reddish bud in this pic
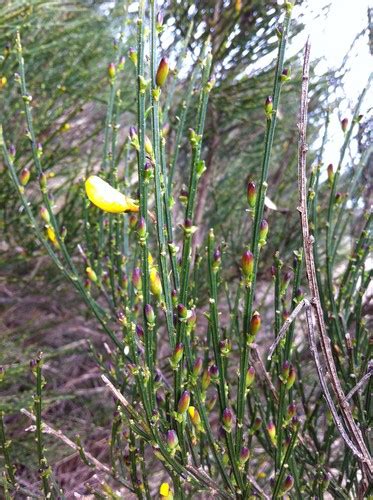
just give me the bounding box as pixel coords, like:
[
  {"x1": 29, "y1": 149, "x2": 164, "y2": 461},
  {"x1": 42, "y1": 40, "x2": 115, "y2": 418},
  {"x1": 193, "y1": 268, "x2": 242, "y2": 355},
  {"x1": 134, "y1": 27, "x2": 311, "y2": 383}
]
[
  {"x1": 267, "y1": 421, "x2": 276, "y2": 445},
  {"x1": 222, "y1": 408, "x2": 234, "y2": 431},
  {"x1": 156, "y1": 57, "x2": 169, "y2": 87},
  {"x1": 239, "y1": 446, "x2": 250, "y2": 465},
  {"x1": 132, "y1": 267, "x2": 142, "y2": 290},
  {"x1": 19, "y1": 167, "x2": 30, "y2": 186},
  {"x1": 206, "y1": 392, "x2": 217, "y2": 412},
  {"x1": 135, "y1": 324, "x2": 144, "y2": 338},
  {"x1": 242, "y1": 250, "x2": 254, "y2": 280},
  {"x1": 247, "y1": 181, "x2": 256, "y2": 209},
  {"x1": 327, "y1": 163, "x2": 334, "y2": 186},
  {"x1": 201, "y1": 368, "x2": 211, "y2": 391},
  {"x1": 287, "y1": 402, "x2": 296, "y2": 419},
  {"x1": 341, "y1": 117, "x2": 348, "y2": 133},
  {"x1": 250, "y1": 311, "x2": 261, "y2": 337},
  {"x1": 265, "y1": 96, "x2": 273, "y2": 117},
  {"x1": 219, "y1": 338, "x2": 231, "y2": 355},
  {"x1": 144, "y1": 304, "x2": 155, "y2": 325},
  {"x1": 171, "y1": 343, "x2": 184, "y2": 367},
  {"x1": 280, "y1": 474, "x2": 294, "y2": 494},
  {"x1": 177, "y1": 303, "x2": 188, "y2": 320},
  {"x1": 251, "y1": 416, "x2": 262, "y2": 433},
  {"x1": 209, "y1": 364, "x2": 219, "y2": 381},
  {"x1": 166, "y1": 429, "x2": 178, "y2": 450},
  {"x1": 137, "y1": 217, "x2": 146, "y2": 238},
  {"x1": 108, "y1": 63, "x2": 116, "y2": 79},
  {"x1": 259, "y1": 219, "x2": 268, "y2": 246},
  {"x1": 192, "y1": 357, "x2": 203, "y2": 378},
  {"x1": 178, "y1": 390, "x2": 190, "y2": 414},
  {"x1": 286, "y1": 365, "x2": 296, "y2": 389}
]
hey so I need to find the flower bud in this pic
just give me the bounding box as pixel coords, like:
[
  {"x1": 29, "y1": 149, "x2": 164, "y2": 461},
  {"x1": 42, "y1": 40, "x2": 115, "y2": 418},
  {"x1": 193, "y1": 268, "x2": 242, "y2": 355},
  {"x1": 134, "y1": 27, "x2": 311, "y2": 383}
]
[
  {"x1": 286, "y1": 364, "x2": 296, "y2": 389},
  {"x1": 144, "y1": 304, "x2": 155, "y2": 325},
  {"x1": 144, "y1": 159, "x2": 153, "y2": 180},
  {"x1": 108, "y1": 63, "x2": 116, "y2": 79},
  {"x1": 188, "y1": 406, "x2": 201, "y2": 428},
  {"x1": 222, "y1": 408, "x2": 234, "y2": 432},
  {"x1": 187, "y1": 307, "x2": 197, "y2": 330},
  {"x1": 327, "y1": 163, "x2": 334, "y2": 186},
  {"x1": 19, "y1": 167, "x2": 30, "y2": 186},
  {"x1": 156, "y1": 57, "x2": 169, "y2": 87},
  {"x1": 246, "y1": 366, "x2": 255, "y2": 388},
  {"x1": 166, "y1": 429, "x2": 178, "y2": 450},
  {"x1": 145, "y1": 135, "x2": 153, "y2": 157},
  {"x1": 250, "y1": 311, "x2": 261, "y2": 337},
  {"x1": 242, "y1": 250, "x2": 254, "y2": 280},
  {"x1": 250, "y1": 416, "x2": 262, "y2": 433},
  {"x1": 212, "y1": 247, "x2": 221, "y2": 271},
  {"x1": 334, "y1": 192, "x2": 343, "y2": 204},
  {"x1": 259, "y1": 219, "x2": 268, "y2": 246},
  {"x1": 280, "y1": 68, "x2": 291, "y2": 82},
  {"x1": 177, "y1": 390, "x2": 190, "y2": 414},
  {"x1": 209, "y1": 364, "x2": 219, "y2": 382},
  {"x1": 61, "y1": 225, "x2": 67, "y2": 241},
  {"x1": 235, "y1": 0, "x2": 242, "y2": 13},
  {"x1": 9, "y1": 144, "x2": 16, "y2": 160},
  {"x1": 39, "y1": 173, "x2": 47, "y2": 191},
  {"x1": 150, "y1": 268, "x2": 162, "y2": 300},
  {"x1": 341, "y1": 117, "x2": 348, "y2": 133},
  {"x1": 156, "y1": 11, "x2": 164, "y2": 31},
  {"x1": 280, "y1": 474, "x2": 294, "y2": 494},
  {"x1": 287, "y1": 402, "x2": 296, "y2": 419},
  {"x1": 281, "y1": 360, "x2": 290, "y2": 381},
  {"x1": 165, "y1": 289, "x2": 175, "y2": 308},
  {"x1": 219, "y1": 338, "x2": 231, "y2": 356},
  {"x1": 39, "y1": 206, "x2": 50, "y2": 224},
  {"x1": 86, "y1": 266, "x2": 97, "y2": 283},
  {"x1": 136, "y1": 324, "x2": 144, "y2": 339},
  {"x1": 171, "y1": 343, "x2": 184, "y2": 367},
  {"x1": 201, "y1": 368, "x2": 211, "y2": 391},
  {"x1": 0, "y1": 366, "x2": 4, "y2": 382},
  {"x1": 247, "y1": 181, "x2": 256, "y2": 209},
  {"x1": 177, "y1": 303, "x2": 188, "y2": 320},
  {"x1": 192, "y1": 357, "x2": 203, "y2": 378},
  {"x1": 128, "y1": 48, "x2": 137, "y2": 66},
  {"x1": 239, "y1": 446, "x2": 250, "y2": 466},
  {"x1": 206, "y1": 392, "x2": 217, "y2": 412},
  {"x1": 267, "y1": 421, "x2": 276, "y2": 445},
  {"x1": 291, "y1": 415, "x2": 300, "y2": 430},
  {"x1": 265, "y1": 96, "x2": 273, "y2": 118},
  {"x1": 132, "y1": 267, "x2": 142, "y2": 290},
  {"x1": 137, "y1": 217, "x2": 146, "y2": 240}
]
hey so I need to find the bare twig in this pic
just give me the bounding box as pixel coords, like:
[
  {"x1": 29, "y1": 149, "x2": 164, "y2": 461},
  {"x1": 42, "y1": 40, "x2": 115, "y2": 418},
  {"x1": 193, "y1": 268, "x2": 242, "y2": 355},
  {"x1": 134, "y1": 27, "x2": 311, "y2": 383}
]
[
  {"x1": 297, "y1": 39, "x2": 372, "y2": 479},
  {"x1": 21, "y1": 408, "x2": 135, "y2": 493},
  {"x1": 267, "y1": 298, "x2": 308, "y2": 360},
  {"x1": 345, "y1": 364, "x2": 373, "y2": 402}
]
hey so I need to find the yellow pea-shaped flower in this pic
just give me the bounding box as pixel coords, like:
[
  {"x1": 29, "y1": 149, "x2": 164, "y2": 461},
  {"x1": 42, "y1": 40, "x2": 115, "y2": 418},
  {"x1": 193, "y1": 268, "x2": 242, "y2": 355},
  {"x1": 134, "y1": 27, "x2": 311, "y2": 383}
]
[{"x1": 85, "y1": 175, "x2": 139, "y2": 214}]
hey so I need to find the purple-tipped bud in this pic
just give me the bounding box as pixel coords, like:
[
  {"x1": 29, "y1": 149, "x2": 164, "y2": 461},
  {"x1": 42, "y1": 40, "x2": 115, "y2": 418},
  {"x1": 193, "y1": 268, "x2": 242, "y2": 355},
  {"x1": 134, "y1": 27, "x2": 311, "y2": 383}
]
[
  {"x1": 251, "y1": 416, "x2": 262, "y2": 433},
  {"x1": 281, "y1": 474, "x2": 294, "y2": 494},
  {"x1": 118, "y1": 56, "x2": 125, "y2": 70},
  {"x1": 286, "y1": 365, "x2": 296, "y2": 389},
  {"x1": 265, "y1": 96, "x2": 273, "y2": 117},
  {"x1": 206, "y1": 392, "x2": 217, "y2": 412},
  {"x1": 184, "y1": 218, "x2": 193, "y2": 229},
  {"x1": 129, "y1": 126, "x2": 138, "y2": 140},
  {"x1": 178, "y1": 390, "x2": 190, "y2": 414},
  {"x1": 9, "y1": 144, "x2": 16, "y2": 160},
  {"x1": 327, "y1": 163, "x2": 334, "y2": 186},
  {"x1": 239, "y1": 446, "x2": 250, "y2": 465},
  {"x1": 267, "y1": 421, "x2": 276, "y2": 445},
  {"x1": 137, "y1": 217, "x2": 146, "y2": 239},
  {"x1": 280, "y1": 68, "x2": 290, "y2": 82},
  {"x1": 222, "y1": 408, "x2": 234, "y2": 431},
  {"x1": 156, "y1": 57, "x2": 169, "y2": 87},
  {"x1": 219, "y1": 338, "x2": 231, "y2": 355},
  {"x1": 259, "y1": 219, "x2": 269, "y2": 246},
  {"x1": 212, "y1": 247, "x2": 221, "y2": 271},
  {"x1": 201, "y1": 368, "x2": 211, "y2": 391},
  {"x1": 177, "y1": 303, "x2": 188, "y2": 320},
  {"x1": 209, "y1": 364, "x2": 219, "y2": 381},
  {"x1": 282, "y1": 310, "x2": 290, "y2": 321},
  {"x1": 156, "y1": 11, "x2": 164, "y2": 31},
  {"x1": 144, "y1": 159, "x2": 153, "y2": 180},
  {"x1": 171, "y1": 343, "x2": 184, "y2": 366},
  {"x1": 246, "y1": 366, "x2": 255, "y2": 388},
  {"x1": 171, "y1": 289, "x2": 178, "y2": 307},
  {"x1": 242, "y1": 250, "x2": 254, "y2": 279},
  {"x1": 166, "y1": 429, "x2": 178, "y2": 450},
  {"x1": 282, "y1": 360, "x2": 290, "y2": 381},
  {"x1": 192, "y1": 357, "x2": 203, "y2": 378},
  {"x1": 247, "y1": 181, "x2": 256, "y2": 209},
  {"x1": 132, "y1": 267, "x2": 142, "y2": 290},
  {"x1": 136, "y1": 324, "x2": 144, "y2": 338},
  {"x1": 61, "y1": 225, "x2": 67, "y2": 240},
  {"x1": 291, "y1": 415, "x2": 300, "y2": 430},
  {"x1": 295, "y1": 287, "x2": 304, "y2": 302},
  {"x1": 250, "y1": 311, "x2": 261, "y2": 337},
  {"x1": 287, "y1": 402, "x2": 296, "y2": 419},
  {"x1": 341, "y1": 117, "x2": 348, "y2": 133},
  {"x1": 144, "y1": 304, "x2": 155, "y2": 325},
  {"x1": 19, "y1": 167, "x2": 30, "y2": 186},
  {"x1": 334, "y1": 192, "x2": 343, "y2": 204},
  {"x1": 128, "y1": 47, "x2": 137, "y2": 66},
  {"x1": 108, "y1": 62, "x2": 116, "y2": 79}
]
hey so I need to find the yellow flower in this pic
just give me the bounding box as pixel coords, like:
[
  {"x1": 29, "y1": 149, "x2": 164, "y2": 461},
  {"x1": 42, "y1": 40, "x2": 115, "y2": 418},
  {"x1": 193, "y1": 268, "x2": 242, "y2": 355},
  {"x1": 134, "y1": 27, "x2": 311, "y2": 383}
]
[
  {"x1": 0, "y1": 76, "x2": 7, "y2": 89},
  {"x1": 85, "y1": 175, "x2": 139, "y2": 214},
  {"x1": 150, "y1": 267, "x2": 162, "y2": 299},
  {"x1": 159, "y1": 482, "x2": 173, "y2": 499}
]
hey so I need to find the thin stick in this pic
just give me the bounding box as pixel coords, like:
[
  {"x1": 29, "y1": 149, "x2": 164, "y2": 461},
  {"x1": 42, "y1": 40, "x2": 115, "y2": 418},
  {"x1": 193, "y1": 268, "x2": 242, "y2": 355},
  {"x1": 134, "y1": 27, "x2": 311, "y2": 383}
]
[
  {"x1": 297, "y1": 39, "x2": 372, "y2": 477},
  {"x1": 267, "y1": 298, "x2": 308, "y2": 360},
  {"x1": 345, "y1": 365, "x2": 373, "y2": 402},
  {"x1": 20, "y1": 408, "x2": 135, "y2": 493}
]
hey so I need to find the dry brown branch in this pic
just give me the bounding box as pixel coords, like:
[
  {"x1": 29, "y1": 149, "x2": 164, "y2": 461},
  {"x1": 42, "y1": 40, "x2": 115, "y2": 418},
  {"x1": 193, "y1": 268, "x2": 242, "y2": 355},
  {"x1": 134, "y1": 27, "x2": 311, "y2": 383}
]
[
  {"x1": 21, "y1": 408, "x2": 135, "y2": 493},
  {"x1": 345, "y1": 363, "x2": 373, "y2": 402},
  {"x1": 297, "y1": 39, "x2": 372, "y2": 485}
]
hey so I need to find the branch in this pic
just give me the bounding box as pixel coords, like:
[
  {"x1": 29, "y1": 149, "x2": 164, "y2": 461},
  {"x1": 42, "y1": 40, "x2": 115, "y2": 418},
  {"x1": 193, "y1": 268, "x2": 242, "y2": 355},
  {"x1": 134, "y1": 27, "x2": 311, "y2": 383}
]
[{"x1": 297, "y1": 39, "x2": 372, "y2": 477}]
